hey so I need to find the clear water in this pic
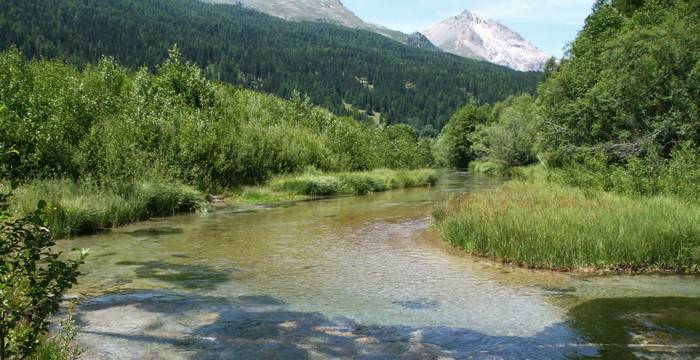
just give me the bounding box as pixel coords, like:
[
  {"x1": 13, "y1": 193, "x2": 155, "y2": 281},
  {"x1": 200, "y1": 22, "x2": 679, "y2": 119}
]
[{"x1": 59, "y1": 173, "x2": 700, "y2": 359}]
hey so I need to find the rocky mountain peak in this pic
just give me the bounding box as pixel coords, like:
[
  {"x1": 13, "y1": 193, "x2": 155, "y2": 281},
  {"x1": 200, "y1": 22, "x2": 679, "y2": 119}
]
[{"x1": 423, "y1": 10, "x2": 551, "y2": 72}]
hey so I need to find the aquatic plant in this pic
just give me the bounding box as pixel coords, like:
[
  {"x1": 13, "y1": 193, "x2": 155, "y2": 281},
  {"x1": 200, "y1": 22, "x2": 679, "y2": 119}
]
[
  {"x1": 269, "y1": 169, "x2": 439, "y2": 198},
  {"x1": 10, "y1": 179, "x2": 205, "y2": 239},
  {"x1": 434, "y1": 180, "x2": 700, "y2": 273}
]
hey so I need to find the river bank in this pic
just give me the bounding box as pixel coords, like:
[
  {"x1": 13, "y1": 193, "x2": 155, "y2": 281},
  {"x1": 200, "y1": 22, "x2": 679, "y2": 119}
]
[
  {"x1": 3, "y1": 169, "x2": 438, "y2": 239},
  {"x1": 228, "y1": 169, "x2": 439, "y2": 204},
  {"x1": 434, "y1": 170, "x2": 700, "y2": 274},
  {"x1": 55, "y1": 172, "x2": 700, "y2": 359}
]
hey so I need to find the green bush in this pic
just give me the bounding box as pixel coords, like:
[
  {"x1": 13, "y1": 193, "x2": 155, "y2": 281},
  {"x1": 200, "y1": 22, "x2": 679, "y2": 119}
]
[
  {"x1": 0, "y1": 190, "x2": 87, "y2": 358},
  {"x1": 538, "y1": 0, "x2": 700, "y2": 163},
  {"x1": 433, "y1": 103, "x2": 492, "y2": 168},
  {"x1": 550, "y1": 143, "x2": 700, "y2": 203},
  {"x1": 0, "y1": 47, "x2": 434, "y2": 192},
  {"x1": 470, "y1": 94, "x2": 540, "y2": 167}
]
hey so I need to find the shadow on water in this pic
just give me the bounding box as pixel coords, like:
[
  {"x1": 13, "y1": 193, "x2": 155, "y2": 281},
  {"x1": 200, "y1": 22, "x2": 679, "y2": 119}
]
[
  {"x1": 126, "y1": 227, "x2": 184, "y2": 238},
  {"x1": 393, "y1": 298, "x2": 442, "y2": 310},
  {"x1": 75, "y1": 290, "x2": 593, "y2": 360},
  {"x1": 566, "y1": 297, "x2": 700, "y2": 360},
  {"x1": 114, "y1": 261, "x2": 234, "y2": 290},
  {"x1": 74, "y1": 292, "x2": 700, "y2": 359}
]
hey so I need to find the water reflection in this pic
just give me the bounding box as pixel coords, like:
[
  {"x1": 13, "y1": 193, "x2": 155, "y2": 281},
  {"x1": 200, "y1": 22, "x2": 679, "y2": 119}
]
[
  {"x1": 567, "y1": 297, "x2": 700, "y2": 359},
  {"x1": 57, "y1": 173, "x2": 700, "y2": 359}
]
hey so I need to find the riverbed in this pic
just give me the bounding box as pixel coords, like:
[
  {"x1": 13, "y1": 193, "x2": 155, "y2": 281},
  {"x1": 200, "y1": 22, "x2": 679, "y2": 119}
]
[{"x1": 59, "y1": 173, "x2": 700, "y2": 359}]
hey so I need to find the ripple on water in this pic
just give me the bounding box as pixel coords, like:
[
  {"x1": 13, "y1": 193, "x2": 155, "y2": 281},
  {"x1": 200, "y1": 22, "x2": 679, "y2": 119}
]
[{"x1": 57, "y1": 173, "x2": 700, "y2": 359}]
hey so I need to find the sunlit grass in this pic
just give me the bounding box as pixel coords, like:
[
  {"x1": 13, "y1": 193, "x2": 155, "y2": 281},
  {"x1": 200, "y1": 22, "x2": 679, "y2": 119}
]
[
  {"x1": 228, "y1": 169, "x2": 439, "y2": 203},
  {"x1": 8, "y1": 179, "x2": 205, "y2": 238},
  {"x1": 269, "y1": 169, "x2": 439, "y2": 197},
  {"x1": 434, "y1": 180, "x2": 700, "y2": 273}
]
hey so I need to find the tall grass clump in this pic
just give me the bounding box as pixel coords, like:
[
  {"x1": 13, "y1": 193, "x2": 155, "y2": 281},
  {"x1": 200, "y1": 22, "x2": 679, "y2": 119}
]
[
  {"x1": 9, "y1": 179, "x2": 205, "y2": 238},
  {"x1": 434, "y1": 181, "x2": 700, "y2": 273},
  {"x1": 269, "y1": 169, "x2": 438, "y2": 198}
]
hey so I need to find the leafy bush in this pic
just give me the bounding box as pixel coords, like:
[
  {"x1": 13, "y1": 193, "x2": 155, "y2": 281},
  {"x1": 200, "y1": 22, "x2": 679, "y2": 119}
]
[
  {"x1": 538, "y1": 0, "x2": 700, "y2": 164},
  {"x1": 433, "y1": 103, "x2": 492, "y2": 168},
  {"x1": 0, "y1": 190, "x2": 87, "y2": 358},
  {"x1": 0, "y1": 47, "x2": 434, "y2": 191},
  {"x1": 470, "y1": 94, "x2": 540, "y2": 167},
  {"x1": 551, "y1": 142, "x2": 700, "y2": 202}
]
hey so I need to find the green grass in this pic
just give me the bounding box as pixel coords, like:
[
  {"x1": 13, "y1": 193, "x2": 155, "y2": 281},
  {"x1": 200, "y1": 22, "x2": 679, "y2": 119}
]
[
  {"x1": 434, "y1": 180, "x2": 700, "y2": 273},
  {"x1": 2, "y1": 170, "x2": 437, "y2": 238},
  {"x1": 232, "y1": 169, "x2": 439, "y2": 203},
  {"x1": 270, "y1": 169, "x2": 438, "y2": 197},
  {"x1": 7, "y1": 179, "x2": 205, "y2": 239},
  {"x1": 469, "y1": 161, "x2": 504, "y2": 176}
]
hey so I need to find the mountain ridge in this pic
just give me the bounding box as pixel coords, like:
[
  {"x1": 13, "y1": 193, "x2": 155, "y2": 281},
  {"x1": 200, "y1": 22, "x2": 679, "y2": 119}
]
[
  {"x1": 205, "y1": 0, "x2": 410, "y2": 43},
  {"x1": 423, "y1": 10, "x2": 551, "y2": 72}
]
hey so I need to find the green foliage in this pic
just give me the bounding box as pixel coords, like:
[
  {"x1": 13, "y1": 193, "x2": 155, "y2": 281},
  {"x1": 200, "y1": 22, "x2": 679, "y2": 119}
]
[
  {"x1": 0, "y1": 48, "x2": 434, "y2": 192},
  {"x1": 31, "y1": 308, "x2": 82, "y2": 360},
  {"x1": 435, "y1": 180, "x2": 700, "y2": 272},
  {"x1": 538, "y1": 0, "x2": 700, "y2": 164},
  {"x1": 470, "y1": 94, "x2": 540, "y2": 167},
  {"x1": 433, "y1": 103, "x2": 493, "y2": 168},
  {"x1": 0, "y1": 0, "x2": 539, "y2": 130},
  {"x1": 10, "y1": 179, "x2": 205, "y2": 239},
  {"x1": 432, "y1": 0, "x2": 700, "y2": 275},
  {"x1": 0, "y1": 191, "x2": 87, "y2": 358},
  {"x1": 552, "y1": 142, "x2": 700, "y2": 202}
]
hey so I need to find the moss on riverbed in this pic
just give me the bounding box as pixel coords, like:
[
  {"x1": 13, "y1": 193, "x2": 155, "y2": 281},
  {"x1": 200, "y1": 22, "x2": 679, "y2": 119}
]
[{"x1": 434, "y1": 179, "x2": 700, "y2": 273}]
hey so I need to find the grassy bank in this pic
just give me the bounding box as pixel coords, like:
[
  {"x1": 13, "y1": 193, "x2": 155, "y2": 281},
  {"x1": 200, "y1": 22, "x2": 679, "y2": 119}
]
[
  {"x1": 434, "y1": 180, "x2": 700, "y2": 273},
  {"x1": 4, "y1": 169, "x2": 438, "y2": 238},
  {"x1": 233, "y1": 169, "x2": 439, "y2": 203},
  {"x1": 5, "y1": 179, "x2": 205, "y2": 239}
]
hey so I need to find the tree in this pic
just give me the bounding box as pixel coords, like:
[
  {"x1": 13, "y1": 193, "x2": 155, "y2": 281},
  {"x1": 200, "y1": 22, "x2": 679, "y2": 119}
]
[
  {"x1": 434, "y1": 103, "x2": 492, "y2": 168},
  {"x1": 538, "y1": 0, "x2": 700, "y2": 163},
  {"x1": 472, "y1": 94, "x2": 540, "y2": 167}
]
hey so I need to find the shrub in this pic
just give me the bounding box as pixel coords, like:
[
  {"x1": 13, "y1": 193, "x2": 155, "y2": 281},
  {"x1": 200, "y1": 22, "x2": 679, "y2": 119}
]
[
  {"x1": 434, "y1": 103, "x2": 492, "y2": 168},
  {"x1": 470, "y1": 94, "x2": 540, "y2": 167},
  {"x1": 0, "y1": 190, "x2": 88, "y2": 358},
  {"x1": 0, "y1": 48, "x2": 435, "y2": 192}
]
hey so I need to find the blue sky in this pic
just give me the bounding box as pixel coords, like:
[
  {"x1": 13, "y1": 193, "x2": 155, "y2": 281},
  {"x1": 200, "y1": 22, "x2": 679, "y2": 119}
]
[{"x1": 342, "y1": 0, "x2": 596, "y2": 57}]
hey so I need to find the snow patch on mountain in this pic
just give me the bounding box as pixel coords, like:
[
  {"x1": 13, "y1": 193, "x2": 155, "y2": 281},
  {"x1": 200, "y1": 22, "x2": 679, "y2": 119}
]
[{"x1": 424, "y1": 10, "x2": 550, "y2": 72}]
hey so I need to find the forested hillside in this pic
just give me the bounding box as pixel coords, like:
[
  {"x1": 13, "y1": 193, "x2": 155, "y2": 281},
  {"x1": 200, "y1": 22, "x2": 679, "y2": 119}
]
[{"x1": 0, "y1": 0, "x2": 540, "y2": 131}]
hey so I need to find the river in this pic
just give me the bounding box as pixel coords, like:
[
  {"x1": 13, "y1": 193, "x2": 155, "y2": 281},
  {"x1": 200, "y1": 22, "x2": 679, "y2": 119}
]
[{"x1": 58, "y1": 172, "x2": 700, "y2": 359}]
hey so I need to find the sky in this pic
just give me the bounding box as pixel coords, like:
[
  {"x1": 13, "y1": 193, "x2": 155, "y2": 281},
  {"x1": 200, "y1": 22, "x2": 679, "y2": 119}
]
[{"x1": 341, "y1": 0, "x2": 596, "y2": 57}]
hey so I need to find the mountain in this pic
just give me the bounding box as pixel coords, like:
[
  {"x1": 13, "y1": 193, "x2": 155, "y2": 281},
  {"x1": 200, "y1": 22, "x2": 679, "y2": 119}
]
[
  {"x1": 0, "y1": 0, "x2": 540, "y2": 130},
  {"x1": 407, "y1": 32, "x2": 441, "y2": 51},
  {"x1": 424, "y1": 10, "x2": 551, "y2": 72},
  {"x1": 205, "y1": 0, "x2": 409, "y2": 43}
]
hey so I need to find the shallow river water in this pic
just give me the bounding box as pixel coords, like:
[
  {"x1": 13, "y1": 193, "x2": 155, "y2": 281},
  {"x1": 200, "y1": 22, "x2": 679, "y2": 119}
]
[{"x1": 59, "y1": 173, "x2": 700, "y2": 359}]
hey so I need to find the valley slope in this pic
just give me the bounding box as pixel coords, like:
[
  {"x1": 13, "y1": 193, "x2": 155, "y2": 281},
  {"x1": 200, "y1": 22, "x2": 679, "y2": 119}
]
[{"x1": 0, "y1": 0, "x2": 539, "y2": 130}]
